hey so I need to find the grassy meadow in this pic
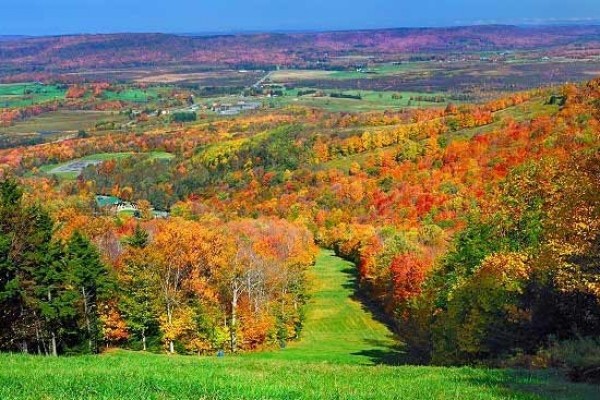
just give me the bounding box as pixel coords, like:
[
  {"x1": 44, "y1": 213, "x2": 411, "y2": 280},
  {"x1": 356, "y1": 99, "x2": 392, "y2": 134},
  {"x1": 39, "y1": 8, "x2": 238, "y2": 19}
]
[
  {"x1": 0, "y1": 251, "x2": 598, "y2": 400},
  {"x1": 100, "y1": 87, "x2": 166, "y2": 103},
  {"x1": 0, "y1": 83, "x2": 170, "y2": 108},
  {"x1": 4, "y1": 351, "x2": 598, "y2": 400},
  {"x1": 262, "y1": 89, "x2": 455, "y2": 112},
  {"x1": 0, "y1": 83, "x2": 66, "y2": 108},
  {"x1": 39, "y1": 151, "x2": 174, "y2": 179},
  {"x1": 248, "y1": 249, "x2": 397, "y2": 364}
]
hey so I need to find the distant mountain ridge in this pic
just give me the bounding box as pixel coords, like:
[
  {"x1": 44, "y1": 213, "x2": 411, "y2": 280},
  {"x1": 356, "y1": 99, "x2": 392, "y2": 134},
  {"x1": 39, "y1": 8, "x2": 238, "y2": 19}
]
[
  {"x1": 0, "y1": 25, "x2": 599, "y2": 77},
  {"x1": 0, "y1": 36, "x2": 30, "y2": 42}
]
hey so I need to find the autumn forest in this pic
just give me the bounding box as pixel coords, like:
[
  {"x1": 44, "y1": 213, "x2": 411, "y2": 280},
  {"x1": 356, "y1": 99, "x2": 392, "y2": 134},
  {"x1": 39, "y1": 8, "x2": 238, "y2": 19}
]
[{"x1": 0, "y1": 21, "x2": 600, "y2": 400}]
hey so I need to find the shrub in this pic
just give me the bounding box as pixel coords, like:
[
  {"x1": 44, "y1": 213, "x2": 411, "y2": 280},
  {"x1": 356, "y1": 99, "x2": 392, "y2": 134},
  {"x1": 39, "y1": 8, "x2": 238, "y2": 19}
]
[{"x1": 549, "y1": 337, "x2": 600, "y2": 383}]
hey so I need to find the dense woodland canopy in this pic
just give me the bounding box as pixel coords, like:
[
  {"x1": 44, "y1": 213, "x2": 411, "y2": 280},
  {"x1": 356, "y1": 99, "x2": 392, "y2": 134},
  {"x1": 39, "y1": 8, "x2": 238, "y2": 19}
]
[
  {"x1": 0, "y1": 179, "x2": 316, "y2": 354},
  {"x1": 0, "y1": 73, "x2": 600, "y2": 382}
]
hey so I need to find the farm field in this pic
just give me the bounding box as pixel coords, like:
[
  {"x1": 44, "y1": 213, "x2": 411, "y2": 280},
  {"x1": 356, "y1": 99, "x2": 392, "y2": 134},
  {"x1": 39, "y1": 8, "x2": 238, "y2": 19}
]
[
  {"x1": 0, "y1": 82, "x2": 181, "y2": 107},
  {"x1": 0, "y1": 251, "x2": 596, "y2": 400},
  {"x1": 0, "y1": 82, "x2": 65, "y2": 107},
  {"x1": 201, "y1": 89, "x2": 457, "y2": 113},
  {"x1": 61, "y1": 67, "x2": 263, "y2": 87},
  {"x1": 267, "y1": 59, "x2": 600, "y2": 95},
  {"x1": 134, "y1": 69, "x2": 264, "y2": 86},
  {"x1": 0, "y1": 110, "x2": 127, "y2": 135},
  {"x1": 99, "y1": 87, "x2": 164, "y2": 103},
  {"x1": 285, "y1": 89, "x2": 454, "y2": 112},
  {"x1": 268, "y1": 63, "x2": 433, "y2": 83}
]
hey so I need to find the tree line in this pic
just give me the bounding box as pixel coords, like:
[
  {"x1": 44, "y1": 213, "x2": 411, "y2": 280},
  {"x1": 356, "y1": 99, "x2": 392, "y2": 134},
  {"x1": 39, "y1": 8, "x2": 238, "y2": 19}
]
[{"x1": 0, "y1": 179, "x2": 316, "y2": 355}]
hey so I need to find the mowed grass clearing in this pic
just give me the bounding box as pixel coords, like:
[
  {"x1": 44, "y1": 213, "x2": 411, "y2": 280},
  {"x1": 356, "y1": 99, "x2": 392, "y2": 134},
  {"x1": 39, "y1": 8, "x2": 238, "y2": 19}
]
[
  {"x1": 249, "y1": 249, "x2": 397, "y2": 364},
  {"x1": 452, "y1": 97, "x2": 560, "y2": 139},
  {"x1": 3, "y1": 350, "x2": 598, "y2": 400},
  {"x1": 39, "y1": 151, "x2": 174, "y2": 179},
  {"x1": 0, "y1": 250, "x2": 598, "y2": 399},
  {"x1": 319, "y1": 96, "x2": 559, "y2": 172}
]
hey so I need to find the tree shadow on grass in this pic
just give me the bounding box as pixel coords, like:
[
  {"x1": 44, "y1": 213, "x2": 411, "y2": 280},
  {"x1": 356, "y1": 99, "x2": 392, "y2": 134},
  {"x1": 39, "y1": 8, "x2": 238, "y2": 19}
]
[
  {"x1": 337, "y1": 257, "x2": 600, "y2": 396},
  {"x1": 459, "y1": 368, "x2": 600, "y2": 400},
  {"x1": 351, "y1": 338, "x2": 409, "y2": 366},
  {"x1": 340, "y1": 265, "x2": 399, "y2": 335},
  {"x1": 339, "y1": 264, "x2": 412, "y2": 365}
]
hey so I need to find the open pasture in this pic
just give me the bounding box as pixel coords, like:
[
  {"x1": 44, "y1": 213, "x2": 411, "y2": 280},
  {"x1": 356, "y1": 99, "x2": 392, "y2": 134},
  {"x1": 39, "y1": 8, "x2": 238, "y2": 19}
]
[
  {"x1": 0, "y1": 110, "x2": 127, "y2": 135},
  {"x1": 269, "y1": 88, "x2": 455, "y2": 112},
  {"x1": 269, "y1": 63, "x2": 430, "y2": 83},
  {"x1": 100, "y1": 86, "x2": 166, "y2": 103},
  {"x1": 135, "y1": 69, "x2": 264, "y2": 86},
  {"x1": 0, "y1": 82, "x2": 65, "y2": 107}
]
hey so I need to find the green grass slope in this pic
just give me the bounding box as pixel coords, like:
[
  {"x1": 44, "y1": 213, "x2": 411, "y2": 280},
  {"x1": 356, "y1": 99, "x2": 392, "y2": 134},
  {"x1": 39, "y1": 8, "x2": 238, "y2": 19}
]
[
  {"x1": 252, "y1": 249, "x2": 398, "y2": 364},
  {"x1": 0, "y1": 251, "x2": 598, "y2": 399}
]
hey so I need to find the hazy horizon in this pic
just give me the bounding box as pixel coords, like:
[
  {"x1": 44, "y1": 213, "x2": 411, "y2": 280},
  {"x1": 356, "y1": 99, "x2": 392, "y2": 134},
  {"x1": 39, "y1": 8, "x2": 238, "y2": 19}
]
[
  {"x1": 1, "y1": 0, "x2": 599, "y2": 36},
  {"x1": 2, "y1": 20, "x2": 600, "y2": 38}
]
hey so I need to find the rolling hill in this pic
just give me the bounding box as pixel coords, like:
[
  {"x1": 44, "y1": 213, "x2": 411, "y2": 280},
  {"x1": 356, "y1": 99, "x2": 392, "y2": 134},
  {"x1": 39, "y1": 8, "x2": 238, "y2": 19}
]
[{"x1": 1, "y1": 25, "x2": 599, "y2": 75}]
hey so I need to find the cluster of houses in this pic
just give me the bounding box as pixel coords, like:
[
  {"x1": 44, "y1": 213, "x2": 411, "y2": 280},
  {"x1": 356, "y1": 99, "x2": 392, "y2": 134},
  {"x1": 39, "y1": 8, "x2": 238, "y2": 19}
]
[
  {"x1": 135, "y1": 100, "x2": 260, "y2": 119},
  {"x1": 95, "y1": 195, "x2": 168, "y2": 219},
  {"x1": 210, "y1": 100, "x2": 261, "y2": 115}
]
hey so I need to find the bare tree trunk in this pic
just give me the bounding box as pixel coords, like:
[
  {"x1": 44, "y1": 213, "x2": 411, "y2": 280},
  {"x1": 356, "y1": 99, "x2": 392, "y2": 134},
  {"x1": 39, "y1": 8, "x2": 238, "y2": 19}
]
[
  {"x1": 35, "y1": 323, "x2": 42, "y2": 355},
  {"x1": 141, "y1": 327, "x2": 147, "y2": 351},
  {"x1": 81, "y1": 286, "x2": 93, "y2": 353},
  {"x1": 230, "y1": 287, "x2": 238, "y2": 353},
  {"x1": 51, "y1": 331, "x2": 58, "y2": 356},
  {"x1": 41, "y1": 335, "x2": 48, "y2": 356},
  {"x1": 47, "y1": 289, "x2": 57, "y2": 356},
  {"x1": 166, "y1": 302, "x2": 174, "y2": 354}
]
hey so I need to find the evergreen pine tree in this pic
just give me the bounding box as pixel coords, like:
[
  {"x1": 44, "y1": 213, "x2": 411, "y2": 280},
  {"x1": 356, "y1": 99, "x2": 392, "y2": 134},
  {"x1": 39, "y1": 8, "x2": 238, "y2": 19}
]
[
  {"x1": 65, "y1": 232, "x2": 113, "y2": 354},
  {"x1": 120, "y1": 225, "x2": 158, "y2": 351}
]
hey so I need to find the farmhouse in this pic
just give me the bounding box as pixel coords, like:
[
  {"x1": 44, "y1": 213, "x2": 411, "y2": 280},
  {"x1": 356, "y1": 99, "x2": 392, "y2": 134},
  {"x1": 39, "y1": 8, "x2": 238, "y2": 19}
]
[{"x1": 95, "y1": 195, "x2": 169, "y2": 219}]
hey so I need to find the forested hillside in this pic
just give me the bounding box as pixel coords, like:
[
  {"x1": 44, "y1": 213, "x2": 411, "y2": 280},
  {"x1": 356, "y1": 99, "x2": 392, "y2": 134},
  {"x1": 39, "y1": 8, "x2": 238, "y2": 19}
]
[
  {"x1": 1, "y1": 25, "x2": 600, "y2": 76},
  {"x1": 1, "y1": 75, "x2": 600, "y2": 383},
  {"x1": 0, "y1": 179, "x2": 316, "y2": 355}
]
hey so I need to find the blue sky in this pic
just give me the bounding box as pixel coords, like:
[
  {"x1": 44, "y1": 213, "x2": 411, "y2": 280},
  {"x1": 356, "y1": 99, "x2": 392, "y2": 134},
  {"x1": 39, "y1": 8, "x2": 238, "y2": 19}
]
[{"x1": 1, "y1": 0, "x2": 599, "y2": 35}]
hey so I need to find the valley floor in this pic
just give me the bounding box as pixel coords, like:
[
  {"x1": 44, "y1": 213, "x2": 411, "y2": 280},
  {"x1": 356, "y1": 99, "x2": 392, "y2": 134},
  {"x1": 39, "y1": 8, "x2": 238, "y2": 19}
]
[{"x1": 0, "y1": 250, "x2": 598, "y2": 399}]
